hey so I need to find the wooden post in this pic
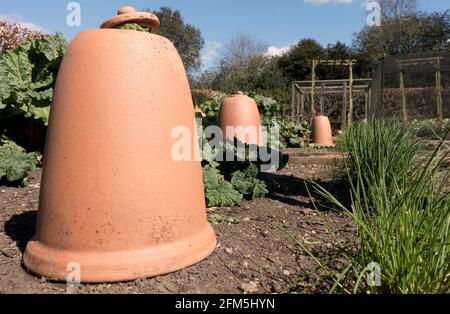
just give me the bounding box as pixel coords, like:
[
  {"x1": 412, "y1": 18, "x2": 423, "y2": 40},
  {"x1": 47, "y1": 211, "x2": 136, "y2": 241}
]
[
  {"x1": 320, "y1": 82, "x2": 325, "y2": 113},
  {"x1": 399, "y1": 71, "x2": 408, "y2": 122},
  {"x1": 300, "y1": 92, "x2": 305, "y2": 118},
  {"x1": 291, "y1": 82, "x2": 296, "y2": 119},
  {"x1": 368, "y1": 87, "x2": 372, "y2": 121},
  {"x1": 311, "y1": 61, "x2": 317, "y2": 114},
  {"x1": 347, "y1": 62, "x2": 354, "y2": 127},
  {"x1": 342, "y1": 81, "x2": 348, "y2": 130},
  {"x1": 435, "y1": 60, "x2": 443, "y2": 125},
  {"x1": 364, "y1": 89, "x2": 369, "y2": 120}
]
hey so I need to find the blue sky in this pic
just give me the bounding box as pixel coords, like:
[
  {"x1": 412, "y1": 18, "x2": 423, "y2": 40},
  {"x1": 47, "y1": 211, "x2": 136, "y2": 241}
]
[{"x1": 0, "y1": 0, "x2": 448, "y2": 69}]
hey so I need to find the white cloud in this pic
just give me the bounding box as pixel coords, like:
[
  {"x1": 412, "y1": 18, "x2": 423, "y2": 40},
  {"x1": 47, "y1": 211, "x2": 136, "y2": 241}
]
[
  {"x1": 0, "y1": 14, "x2": 46, "y2": 32},
  {"x1": 304, "y1": 0, "x2": 353, "y2": 5},
  {"x1": 265, "y1": 45, "x2": 291, "y2": 57},
  {"x1": 201, "y1": 41, "x2": 222, "y2": 67}
]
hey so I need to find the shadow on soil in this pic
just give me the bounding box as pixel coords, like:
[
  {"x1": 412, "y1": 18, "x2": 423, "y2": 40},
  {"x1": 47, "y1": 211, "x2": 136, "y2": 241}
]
[
  {"x1": 5, "y1": 211, "x2": 37, "y2": 253},
  {"x1": 262, "y1": 172, "x2": 352, "y2": 212}
]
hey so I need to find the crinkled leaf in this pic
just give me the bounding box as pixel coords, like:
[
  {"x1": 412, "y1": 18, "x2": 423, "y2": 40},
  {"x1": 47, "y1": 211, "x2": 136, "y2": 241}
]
[
  {"x1": 1, "y1": 45, "x2": 32, "y2": 85},
  {"x1": 0, "y1": 141, "x2": 38, "y2": 184},
  {"x1": 33, "y1": 32, "x2": 68, "y2": 62},
  {"x1": 31, "y1": 106, "x2": 50, "y2": 125},
  {"x1": 202, "y1": 162, "x2": 243, "y2": 207}
]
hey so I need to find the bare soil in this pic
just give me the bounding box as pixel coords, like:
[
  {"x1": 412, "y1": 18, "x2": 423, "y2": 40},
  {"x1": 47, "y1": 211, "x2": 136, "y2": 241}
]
[{"x1": 0, "y1": 162, "x2": 354, "y2": 294}]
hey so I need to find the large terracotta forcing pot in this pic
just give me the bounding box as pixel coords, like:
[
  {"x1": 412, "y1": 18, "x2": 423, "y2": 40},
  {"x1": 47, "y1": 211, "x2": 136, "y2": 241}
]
[
  {"x1": 311, "y1": 114, "x2": 333, "y2": 146},
  {"x1": 23, "y1": 7, "x2": 216, "y2": 283},
  {"x1": 218, "y1": 92, "x2": 263, "y2": 146}
]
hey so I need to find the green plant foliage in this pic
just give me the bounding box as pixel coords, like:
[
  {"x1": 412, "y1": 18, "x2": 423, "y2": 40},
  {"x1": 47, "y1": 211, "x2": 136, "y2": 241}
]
[
  {"x1": 411, "y1": 118, "x2": 450, "y2": 140},
  {"x1": 338, "y1": 120, "x2": 424, "y2": 194},
  {"x1": 202, "y1": 161, "x2": 243, "y2": 207},
  {"x1": 262, "y1": 117, "x2": 310, "y2": 148},
  {"x1": 0, "y1": 33, "x2": 67, "y2": 126},
  {"x1": 199, "y1": 121, "x2": 269, "y2": 207},
  {"x1": 208, "y1": 213, "x2": 240, "y2": 225},
  {"x1": 0, "y1": 140, "x2": 38, "y2": 184},
  {"x1": 116, "y1": 23, "x2": 152, "y2": 33},
  {"x1": 198, "y1": 96, "x2": 223, "y2": 117},
  {"x1": 308, "y1": 143, "x2": 334, "y2": 149},
  {"x1": 231, "y1": 164, "x2": 268, "y2": 198},
  {"x1": 281, "y1": 120, "x2": 310, "y2": 148},
  {"x1": 251, "y1": 94, "x2": 281, "y2": 119},
  {"x1": 309, "y1": 121, "x2": 450, "y2": 294}
]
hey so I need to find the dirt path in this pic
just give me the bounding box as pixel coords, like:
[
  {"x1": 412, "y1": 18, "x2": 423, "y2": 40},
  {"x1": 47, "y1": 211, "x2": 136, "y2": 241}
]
[{"x1": 0, "y1": 163, "x2": 354, "y2": 294}]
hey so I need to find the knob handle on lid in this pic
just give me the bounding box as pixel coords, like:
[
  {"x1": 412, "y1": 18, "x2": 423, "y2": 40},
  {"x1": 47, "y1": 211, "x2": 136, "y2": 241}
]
[{"x1": 100, "y1": 6, "x2": 160, "y2": 32}]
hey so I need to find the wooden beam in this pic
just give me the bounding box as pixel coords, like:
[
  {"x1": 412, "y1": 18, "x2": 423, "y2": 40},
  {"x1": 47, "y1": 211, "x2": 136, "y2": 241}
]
[
  {"x1": 399, "y1": 71, "x2": 408, "y2": 122},
  {"x1": 347, "y1": 61, "x2": 354, "y2": 127},
  {"x1": 435, "y1": 60, "x2": 443, "y2": 125},
  {"x1": 342, "y1": 81, "x2": 348, "y2": 130}
]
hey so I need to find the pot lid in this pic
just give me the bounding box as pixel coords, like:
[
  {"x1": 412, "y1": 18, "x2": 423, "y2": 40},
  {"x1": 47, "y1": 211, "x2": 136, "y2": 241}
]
[{"x1": 100, "y1": 6, "x2": 160, "y2": 32}]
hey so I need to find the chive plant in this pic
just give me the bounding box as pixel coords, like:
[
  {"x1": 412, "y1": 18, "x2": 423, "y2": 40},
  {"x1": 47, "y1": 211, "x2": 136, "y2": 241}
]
[{"x1": 311, "y1": 120, "x2": 450, "y2": 293}]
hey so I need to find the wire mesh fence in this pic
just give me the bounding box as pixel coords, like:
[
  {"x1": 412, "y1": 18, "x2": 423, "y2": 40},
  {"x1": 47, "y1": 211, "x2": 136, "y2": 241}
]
[{"x1": 369, "y1": 52, "x2": 450, "y2": 122}]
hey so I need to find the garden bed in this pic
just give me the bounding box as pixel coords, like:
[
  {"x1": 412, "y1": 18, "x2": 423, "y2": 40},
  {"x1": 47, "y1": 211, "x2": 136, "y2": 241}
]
[{"x1": 0, "y1": 163, "x2": 354, "y2": 294}]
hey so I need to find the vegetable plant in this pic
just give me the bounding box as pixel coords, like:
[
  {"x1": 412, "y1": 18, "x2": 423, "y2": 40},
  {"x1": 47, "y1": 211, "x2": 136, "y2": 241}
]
[
  {"x1": 0, "y1": 139, "x2": 39, "y2": 185},
  {"x1": 306, "y1": 121, "x2": 450, "y2": 293}
]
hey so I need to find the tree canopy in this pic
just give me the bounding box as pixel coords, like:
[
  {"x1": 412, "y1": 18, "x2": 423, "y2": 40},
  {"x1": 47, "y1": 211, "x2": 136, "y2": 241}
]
[
  {"x1": 353, "y1": 9, "x2": 450, "y2": 64},
  {"x1": 146, "y1": 6, "x2": 205, "y2": 73}
]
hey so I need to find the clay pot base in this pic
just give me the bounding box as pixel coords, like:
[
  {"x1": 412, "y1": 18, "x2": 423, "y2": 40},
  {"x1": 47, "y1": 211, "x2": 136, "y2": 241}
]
[{"x1": 24, "y1": 224, "x2": 216, "y2": 283}]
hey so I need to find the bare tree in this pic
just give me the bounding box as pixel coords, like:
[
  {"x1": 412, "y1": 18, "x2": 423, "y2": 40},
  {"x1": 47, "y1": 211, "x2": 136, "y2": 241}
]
[
  {"x1": 379, "y1": 0, "x2": 418, "y2": 18},
  {"x1": 220, "y1": 33, "x2": 268, "y2": 69}
]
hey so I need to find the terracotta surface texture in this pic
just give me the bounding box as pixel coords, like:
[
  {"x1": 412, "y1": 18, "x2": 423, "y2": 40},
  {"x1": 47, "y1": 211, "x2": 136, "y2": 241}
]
[
  {"x1": 311, "y1": 115, "x2": 334, "y2": 146},
  {"x1": 218, "y1": 92, "x2": 263, "y2": 146},
  {"x1": 23, "y1": 8, "x2": 216, "y2": 283}
]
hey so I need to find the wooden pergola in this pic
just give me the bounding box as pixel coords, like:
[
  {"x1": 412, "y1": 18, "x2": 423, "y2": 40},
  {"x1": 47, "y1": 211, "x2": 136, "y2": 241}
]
[
  {"x1": 291, "y1": 78, "x2": 372, "y2": 129},
  {"x1": 291, "y1": 59, "x2": 371, "y2": 129}
]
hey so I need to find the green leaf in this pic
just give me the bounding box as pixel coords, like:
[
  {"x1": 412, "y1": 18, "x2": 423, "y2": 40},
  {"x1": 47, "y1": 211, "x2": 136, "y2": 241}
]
[
  {"x1": 202, "y1": 162, "x2": 243, "y2": 207},
  {"x1": 0, "y1": 140, "x2": 38, "y2": 184},
  {"x1": 31, "y1": 106, "x2": 50, "y2": 125},
  {"x1": 1, "y1": 45, "x2": 32, "y2": 85},
  {"x1": 33, "y1": 33, "x2": 68, "y2": 62}
]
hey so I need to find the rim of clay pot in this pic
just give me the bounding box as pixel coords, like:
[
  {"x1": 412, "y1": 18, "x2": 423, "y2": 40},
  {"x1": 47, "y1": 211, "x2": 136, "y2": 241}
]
[{"x1": 100, "y1": 6, "x2": 160, "y2": 32}]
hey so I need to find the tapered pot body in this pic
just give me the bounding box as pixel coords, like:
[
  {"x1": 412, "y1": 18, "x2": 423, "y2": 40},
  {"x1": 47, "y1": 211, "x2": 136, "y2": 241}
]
[
  {"x1": 218, "y1": 93, "x2": 263, "y2": 146},
  {"x1": 23, "y1": 29, "x2": 216, "y2": 283},
  {"x1": 311, "y1": 115, "x2": 333, "y2": 146}
]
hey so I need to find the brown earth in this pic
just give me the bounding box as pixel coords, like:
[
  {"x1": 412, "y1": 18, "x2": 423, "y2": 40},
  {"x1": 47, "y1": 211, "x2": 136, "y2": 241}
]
[{"x1": 0, "y1": 163, "x2": 354, "y2": 294}]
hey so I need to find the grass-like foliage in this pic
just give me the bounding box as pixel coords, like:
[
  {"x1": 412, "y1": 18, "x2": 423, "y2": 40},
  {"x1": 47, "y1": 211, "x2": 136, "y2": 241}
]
[
  {"x1": 338, "y1": 120, "x2": 425, "y2": 199},
  {"x1": 309, "y1": 120, "x2": 450, "y2": 293}
]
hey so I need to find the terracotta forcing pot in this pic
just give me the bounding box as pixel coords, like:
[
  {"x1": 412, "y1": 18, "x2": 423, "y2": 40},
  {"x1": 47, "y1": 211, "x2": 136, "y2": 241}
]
[
  {"x1": 311, "y1": 114, "x2": 333, "y2": 146},
  {"x1": 23, "y1": 7, "x2": 216, "y2": 283},
  {"x1": 218, "y1": 92, "x2": 263, "y2": 146}
]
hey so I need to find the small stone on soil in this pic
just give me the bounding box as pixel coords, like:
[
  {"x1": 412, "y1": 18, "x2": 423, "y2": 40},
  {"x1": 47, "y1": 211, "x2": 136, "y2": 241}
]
[{"x1": 239, "y1": 281, "x2": 258, "y2": 293}]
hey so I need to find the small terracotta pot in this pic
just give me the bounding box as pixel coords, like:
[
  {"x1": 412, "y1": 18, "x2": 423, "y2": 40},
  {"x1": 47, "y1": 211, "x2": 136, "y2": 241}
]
[
  {"x1": 311, "y1": 114, "x2": 333, "y2": 146},
  {"x1": 218, "y1": 92, "x2": 263, "y2": 146},
  {"x1": 23, "y1": 7, "x2": 216, "y2": 283}
]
